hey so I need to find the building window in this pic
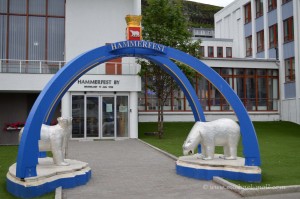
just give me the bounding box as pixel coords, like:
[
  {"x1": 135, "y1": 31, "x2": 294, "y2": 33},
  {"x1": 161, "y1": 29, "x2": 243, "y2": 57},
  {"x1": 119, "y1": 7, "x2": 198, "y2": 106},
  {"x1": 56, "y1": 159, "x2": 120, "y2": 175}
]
[
  {"x1": 105, "y1": 58, "x2": 122, "y2": 75},
  {"x1": 139, "y1": 68, "x2": 279, "y2": 112},
  {"x1": 257, "y1": 30, "x2": 264, "y2": 52},
  {"x1": 0, "y1": 0, "x2": 65, "y2": 61},
  {"x1": 282, "y1": 0, "x2": 292, "y2": 4},
  {"x1": 268, "y1": 0, "x2": 277, "y2": 12},
  {"x1": 246, "y1": 36, "x2": 252, "y2": 57},
  {"x1": 285, "y1": 57, "x2": 295, "y2": 82},
  {"x1": 226, "y1": 47, "x2": 232, "y2": 58},
  {"x1": 269, "y1": 24, "x2": 278, "y2": 48},
  {"x1": 283, "y1": 17, "x2": 294, "y2": 43},
  {"x1": 208, "y1": 46, "x2": 214, "y2": 57},
  {"x1": 255, "y1": 0, "x2": 263, "y2": 18},
  {"x1": 244, "y1": 3, "x2": 251, "y2": 24},
  {"x1": 217, "y1": 47, "x2": 223, "y2": 58},
  {"x1": 200, "y1": 46, "x2": 205, "y2": 57}
]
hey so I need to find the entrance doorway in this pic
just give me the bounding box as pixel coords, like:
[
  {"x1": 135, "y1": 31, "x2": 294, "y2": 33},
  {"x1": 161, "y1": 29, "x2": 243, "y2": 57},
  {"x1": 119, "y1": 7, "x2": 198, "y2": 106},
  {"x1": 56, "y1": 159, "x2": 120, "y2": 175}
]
[{"x1": 72, "y1": 94, "x2": 129, "y2": 139}]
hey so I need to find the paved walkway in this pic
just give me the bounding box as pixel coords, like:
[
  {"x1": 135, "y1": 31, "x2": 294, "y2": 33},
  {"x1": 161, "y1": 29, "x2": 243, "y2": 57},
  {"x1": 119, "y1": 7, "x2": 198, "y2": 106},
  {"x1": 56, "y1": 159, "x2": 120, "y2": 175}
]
[{"x1": 63, "y1": 139, "x2": 299, "y2": 199}]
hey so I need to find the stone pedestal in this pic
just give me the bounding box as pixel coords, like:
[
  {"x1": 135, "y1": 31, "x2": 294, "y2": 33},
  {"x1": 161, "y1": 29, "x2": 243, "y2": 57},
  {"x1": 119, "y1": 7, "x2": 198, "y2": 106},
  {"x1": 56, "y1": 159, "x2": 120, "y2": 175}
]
[
  {"x1": 6, "y1": 157, "x2": 91, "y2": 198},
  {"x1": 176, "y1": 154, "x2": 261, "y2": 183}
]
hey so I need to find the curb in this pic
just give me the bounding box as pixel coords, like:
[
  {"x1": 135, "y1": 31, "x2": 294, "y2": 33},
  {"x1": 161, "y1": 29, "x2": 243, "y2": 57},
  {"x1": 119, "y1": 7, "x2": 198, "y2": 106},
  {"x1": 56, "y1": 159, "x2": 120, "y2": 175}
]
[
  {"x1": 55, "y1": 187, "x2": 62, "y2": 199},
  {"x1": 213, "y1": 177, "x2": 300, "y2": 197},
  {"x1": 137, "y1": 139, "x2": 300, "y2": 197},
  {"x1": 137, "y1": 139, "x2": 178, "y2": 161}
]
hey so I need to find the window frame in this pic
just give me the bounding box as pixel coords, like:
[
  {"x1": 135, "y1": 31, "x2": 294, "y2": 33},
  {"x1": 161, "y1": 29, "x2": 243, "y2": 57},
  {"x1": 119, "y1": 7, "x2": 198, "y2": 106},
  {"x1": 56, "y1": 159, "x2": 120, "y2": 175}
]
[
  {"x1": 217, "y1": 47, "x2": 223, "y2": 58},
  {"x1": 283, "y1": 17, "x2": 294, "y2": 43},
  {"x1": 269, "y1": 24, "x2": 278, "y2": 48},
  {"x1": 285, "y1": 57, "x2": 295, "y2": 82},
  {"x1": 0, "y1": 0, "x2": 65, "y2": 61},
  {"x1": 226, "y1": 47, "x2": 232, "y2": 58},
  {"x1": 244, "y1": 3, "x2": 252, "y2": 24},
  {"x1": 256, "y1": 30, "x2": 264, "y2": 52},
  {"x1": 255, "y1": 0, "x2": 263, "y2": 18},
  {"x1": 208, "y1": 46, "x2": 214, "y2": 57},
  {"x1": 199, "y1": 46, "x2": 205, "y2": 57},
  {"x1": 246, "y1": 35, "x2": 252, "y2": 57},
  {"x1": 268, "y1": 0, "x2": 277, "y2": 12},
  {"x1": 282, "y1": 0, "x2": 292, "y2": 5},
  {"x1": 139, "y1": 68, "x2": 279, "y2": 112}
]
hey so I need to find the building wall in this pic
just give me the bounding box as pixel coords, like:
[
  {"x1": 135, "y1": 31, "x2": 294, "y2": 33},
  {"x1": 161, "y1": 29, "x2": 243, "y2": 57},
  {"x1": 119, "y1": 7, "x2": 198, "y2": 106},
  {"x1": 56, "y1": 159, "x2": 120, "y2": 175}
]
[
  {"x1": 0, "y1": 93, "x2": 61, "y2": 145},
  {"x1": 139, "y1": 112, "x2": 280, "y2": 122},
  {"x1": 63, "y1": 0, "x2": 141, "y2": 138},
  {"x1": 65, "y1": 0, "x2": 140, "y2": 61},
  {"x1": 199, "y1": 38, "x2": 233, "y2": 58},
  {"x1": 215, "y1": 0, "x2": 249, "y2": 58},
  {"x1": 214, "y1": 0, "x2": 300, "y2": 124},
  {"x1": 0, "y1": 73, "x2": 52, "y2": 91}
]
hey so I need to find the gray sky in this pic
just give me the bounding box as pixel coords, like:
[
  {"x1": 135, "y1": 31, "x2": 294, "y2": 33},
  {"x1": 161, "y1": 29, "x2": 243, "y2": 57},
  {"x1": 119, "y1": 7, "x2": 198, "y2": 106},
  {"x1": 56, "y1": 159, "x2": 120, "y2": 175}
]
[{"x1": 186, "y1": 0, "x2": 235, "y2": 7}]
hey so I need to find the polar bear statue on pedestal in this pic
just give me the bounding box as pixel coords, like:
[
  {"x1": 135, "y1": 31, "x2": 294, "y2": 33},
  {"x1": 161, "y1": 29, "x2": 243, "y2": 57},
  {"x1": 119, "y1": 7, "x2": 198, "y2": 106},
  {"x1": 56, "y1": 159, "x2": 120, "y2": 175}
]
[
  {"x1": 182, "y1": 118, "x2": 240, "y2": 160},
  {"x1": 19, "y1": 117, "x2": 72, "y2": 166}
]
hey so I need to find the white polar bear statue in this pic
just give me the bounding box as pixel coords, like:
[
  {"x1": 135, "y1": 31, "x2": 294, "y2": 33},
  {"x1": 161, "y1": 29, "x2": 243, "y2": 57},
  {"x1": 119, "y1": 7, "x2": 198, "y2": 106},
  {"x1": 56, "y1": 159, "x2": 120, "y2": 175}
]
[
  {"x1": 182, "y1": 118, "x2": 240, "y2": 160},
  {"x1": 19, "y1": 117, "x2": 72, "y2": 166}
]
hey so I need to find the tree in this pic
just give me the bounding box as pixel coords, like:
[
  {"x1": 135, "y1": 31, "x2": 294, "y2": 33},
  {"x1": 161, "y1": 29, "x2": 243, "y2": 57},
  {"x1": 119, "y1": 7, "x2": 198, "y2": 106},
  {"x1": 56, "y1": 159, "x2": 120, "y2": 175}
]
[{"x1": 140, "y1": 0, "x2": 201, "y2": 138}]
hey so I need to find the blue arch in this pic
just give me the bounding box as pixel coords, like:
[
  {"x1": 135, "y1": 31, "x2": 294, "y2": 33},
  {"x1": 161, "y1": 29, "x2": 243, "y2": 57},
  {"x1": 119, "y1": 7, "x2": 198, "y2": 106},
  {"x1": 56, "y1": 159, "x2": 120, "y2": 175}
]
[{"x1": 17, "y1": 41, "x2": 260, "y2": 178}]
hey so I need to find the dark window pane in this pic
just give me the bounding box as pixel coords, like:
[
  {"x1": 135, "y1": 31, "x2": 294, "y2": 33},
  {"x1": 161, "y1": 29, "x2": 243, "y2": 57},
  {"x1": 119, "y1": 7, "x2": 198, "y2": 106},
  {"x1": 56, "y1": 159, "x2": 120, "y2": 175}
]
[
  {"x1": 0, "y1": 15, "x2": 7, "y2": 59},
  {"x1": 257, "y1": 69, "x2": 266, "y2": 76},
  {"x1": 8, "y1": 16, "x2": 26, "y2": 59},
  {"x1": 234, "y1": 68, "x2": 244, "y2": 75},
  {"x1": 48, "y1": 18, "x2": 65, "y2": 60},
  {"x1": 0, "y1": 0, "x2": 8, "y2": 12},
  {"x1": 9, "y1": 0, "x2": 26, "y2": 14},
  {"x1": 28, "y1": 17, "x2": 46, "y2": 60},
  {"x1": 72, "y1": 96, "x2": 85, "y2": 138},
  {"x1": 29, "y1": 0, "x2": 46, "y2": 15},
  {"x1": 246, "y1": 69, "x2": 255, "y2": 75},
  {"x1": 48, "y1": 0, "x2": 65, "y2": 16}
]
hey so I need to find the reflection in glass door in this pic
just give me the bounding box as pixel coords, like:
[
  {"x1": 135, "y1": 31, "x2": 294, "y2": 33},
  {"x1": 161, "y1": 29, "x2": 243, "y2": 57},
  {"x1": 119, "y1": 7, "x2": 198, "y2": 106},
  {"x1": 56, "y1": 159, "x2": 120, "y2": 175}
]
[
  {"x1": 102, "y1": 97, "x2": 115, "y2": 138},
  {"x1": 117, "y1": 96, "x2": 128, "y2": 137},
  {"x1": 86, "y1": 97, "x2": 99, "y2": 137},
  {"x1": 72, "y1": 96, "x2": 85, "y2": 138}
]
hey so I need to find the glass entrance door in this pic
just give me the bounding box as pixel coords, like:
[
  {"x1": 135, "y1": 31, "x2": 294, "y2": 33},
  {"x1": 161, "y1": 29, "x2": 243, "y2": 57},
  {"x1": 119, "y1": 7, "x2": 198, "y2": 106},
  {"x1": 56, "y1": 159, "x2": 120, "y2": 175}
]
[
  {"x1": 86, "y1": 97, "x2": 99, "y2": 138},
  {"x1": 116, "y1": 96, "x2": 129, "y2": 137},
  {"x1": 72, "y1": 95, "x2": 85, "y2": 138},
  {"x1": 72, "y1": 94, "x2": 129, "y2": 139},
  {"x1": 102, "y1": 96, "x2": 115, "y2": 138}
]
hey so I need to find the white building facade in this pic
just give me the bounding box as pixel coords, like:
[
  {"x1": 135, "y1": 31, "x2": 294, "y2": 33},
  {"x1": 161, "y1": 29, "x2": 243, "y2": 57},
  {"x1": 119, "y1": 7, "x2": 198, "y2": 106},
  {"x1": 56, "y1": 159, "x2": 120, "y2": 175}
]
[
  {"x1": 0, "y1": 0, "x2": 142, "y2": 144},
  {"x1": 210, "y1": 0, "x2": 300, "y2": 124},
  {"x1": 62, "y1": 0, "x2": 141, "y2": 140}
]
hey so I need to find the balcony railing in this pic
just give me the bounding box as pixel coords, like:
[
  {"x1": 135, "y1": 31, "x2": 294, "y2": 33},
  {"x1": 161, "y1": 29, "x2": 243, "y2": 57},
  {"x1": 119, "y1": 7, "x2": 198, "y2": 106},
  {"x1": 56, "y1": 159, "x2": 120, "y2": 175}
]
[
  {"x1": 0, "y1": 59, "x2": 65, "y2": 74},
  {"x1": 0, "y1": 59, "x2": 140, "y2": 75}
]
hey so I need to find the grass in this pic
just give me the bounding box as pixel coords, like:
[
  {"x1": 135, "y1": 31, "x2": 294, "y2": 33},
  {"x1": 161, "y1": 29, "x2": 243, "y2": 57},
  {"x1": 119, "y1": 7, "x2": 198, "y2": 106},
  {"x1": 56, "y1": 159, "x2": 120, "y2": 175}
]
[
  {"x1": 139, "y1": 121, "x2": 300, "y2": 187},
  {"x1": 0, "y1": 145, "x2": 54, "y2": 199}
]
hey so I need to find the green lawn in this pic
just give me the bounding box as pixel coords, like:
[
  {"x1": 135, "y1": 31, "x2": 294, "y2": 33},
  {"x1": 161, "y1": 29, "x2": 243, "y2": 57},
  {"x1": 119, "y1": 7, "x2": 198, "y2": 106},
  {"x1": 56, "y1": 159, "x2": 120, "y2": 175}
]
[
  {"x1": 139, "y1": 121, "x2": 300, "y2": 187},
  {"x1": 0, "y1": 145, "x2": 54, "y2": 199}
]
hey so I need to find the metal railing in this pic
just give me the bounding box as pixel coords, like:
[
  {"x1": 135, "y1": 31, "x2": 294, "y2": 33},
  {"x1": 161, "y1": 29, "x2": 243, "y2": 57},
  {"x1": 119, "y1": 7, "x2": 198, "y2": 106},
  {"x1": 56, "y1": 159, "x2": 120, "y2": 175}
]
[
  {"x1": 0, "y1": 59, "x2": 65, "y2": 74},
  {"x1": 0, "y1": 59, "x2": 140, "y2": 75}
]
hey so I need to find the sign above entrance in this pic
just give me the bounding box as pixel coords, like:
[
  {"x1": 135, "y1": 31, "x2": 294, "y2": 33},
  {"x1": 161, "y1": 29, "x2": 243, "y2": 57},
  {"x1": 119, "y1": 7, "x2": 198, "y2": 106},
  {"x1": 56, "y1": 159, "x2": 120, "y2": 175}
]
[{"x1": 69, "y1": 75, "x2": 141, "y2": 92}]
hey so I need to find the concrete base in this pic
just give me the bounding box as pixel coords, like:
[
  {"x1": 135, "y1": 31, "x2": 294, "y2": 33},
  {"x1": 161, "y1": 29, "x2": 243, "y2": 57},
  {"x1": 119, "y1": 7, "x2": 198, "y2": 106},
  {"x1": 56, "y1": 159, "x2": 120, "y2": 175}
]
[
  {"x1": 176, "y1": 154, "x2": 261, "y2": 183},
  {"x1": 6, "y1": 157, "x2": 91, "y2": 198}
]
